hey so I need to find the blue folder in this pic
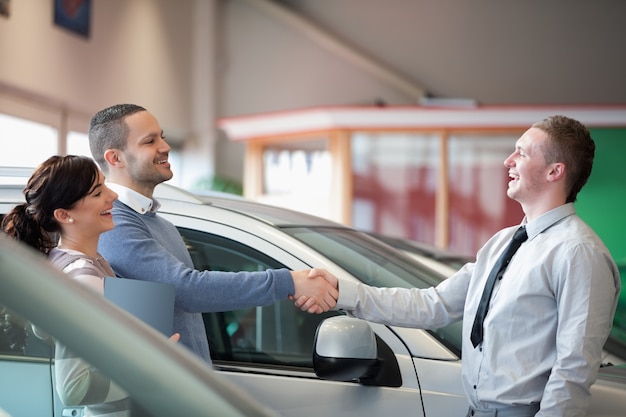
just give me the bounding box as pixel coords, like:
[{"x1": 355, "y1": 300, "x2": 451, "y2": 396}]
[{"x1": 103, "y1": 277, "x2": 175, "y2": 336}]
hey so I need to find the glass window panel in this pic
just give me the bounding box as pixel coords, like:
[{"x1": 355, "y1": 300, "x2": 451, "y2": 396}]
[
  {"x1": 447, "y1": 133, "x2": 523, "y2": 256},
  {"x1": 0, "y1": 306, "x2": 53, "y2": 359},
  {"x1": 0, "y1": 113, "x2": 57, "y2": 168},
  {"x1": 66, "y1": 131, "x2": 92, "y2": 158},
  {"x1": 262, "y1": 138, "x2": 330, "y2": 196},
  {"x1": 351, "y1": 132, "x2": 439, "y2": 244},
  {"x1": 260, "y1": 138, "x2": 332, "y2": 219}
]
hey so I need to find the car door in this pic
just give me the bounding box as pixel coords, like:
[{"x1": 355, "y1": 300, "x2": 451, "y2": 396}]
[
  {"x1": 0, "y1": 308, "x2": 55, "y2": 417},
  {"x1": 159, "y1": 212, "x2": 427, "y2": 417},
  {"x1": 0, "y1": 307, "x2": 85, "y2": 417}
]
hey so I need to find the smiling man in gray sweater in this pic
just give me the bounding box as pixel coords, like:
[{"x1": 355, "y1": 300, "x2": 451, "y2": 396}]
[{"x1": 88, "y1": 103, "x2": 338, "y2": 363}]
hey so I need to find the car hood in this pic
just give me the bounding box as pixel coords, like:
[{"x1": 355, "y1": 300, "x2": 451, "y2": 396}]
[{"x1": 597, "y1": 364, "x2": 626, "y2": 383}]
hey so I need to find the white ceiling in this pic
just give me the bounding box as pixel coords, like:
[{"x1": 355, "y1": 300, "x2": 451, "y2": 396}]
[{"x1": 274, "y1": 0, "x2": 626, "y2": 105}]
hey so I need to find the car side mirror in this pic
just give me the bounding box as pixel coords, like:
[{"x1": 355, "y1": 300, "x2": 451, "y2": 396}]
[{"x1": 313, "y1": 316, "x2": 379, "y2": 382}]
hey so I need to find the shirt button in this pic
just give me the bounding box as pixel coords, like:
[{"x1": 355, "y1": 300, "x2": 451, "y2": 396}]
[
  {"x1": 473, "y1": 385, "x2": 477, "y2": 389},
  {"x1": 471, "y1": 411, "x2": 475, "y2": 416}
]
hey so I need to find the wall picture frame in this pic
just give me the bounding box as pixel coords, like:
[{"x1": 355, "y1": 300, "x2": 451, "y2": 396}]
[
  {"x1": 54, "y1": 0, "x2": 91, "y2": 38},
  {"x1": 0, "y1": 0, "x2": 10, "y2": 18}
]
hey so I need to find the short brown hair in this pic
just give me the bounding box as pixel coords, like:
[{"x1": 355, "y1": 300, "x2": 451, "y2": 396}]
[{"x1": 532, "y1": 115, "x2": 595, "y2": 203}]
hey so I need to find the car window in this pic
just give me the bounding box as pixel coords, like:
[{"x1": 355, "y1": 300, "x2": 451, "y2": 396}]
[
  {"x1": 283, "y1": 227, "x2": 445, "y2": 289},
  {"x1": 1, "y1": 306, "x2": 52, "y2": 359},
  {"x1": 178, "y1": 228, "x2": 340, "y2": 369},
  {"x1": 0, "y1": 306, "x2": 87, "y2": 417},
  {"x1": 282, "y1": 226, "x2": 463, "y2": 356}
]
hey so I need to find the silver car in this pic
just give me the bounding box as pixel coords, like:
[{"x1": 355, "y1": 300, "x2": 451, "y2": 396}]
[
  {"x1": 0, "y1": 234, "x2": 277, "y2": 417},
  {"x1": 1, "y1": 170, "x2": 625, "y2": 416}
]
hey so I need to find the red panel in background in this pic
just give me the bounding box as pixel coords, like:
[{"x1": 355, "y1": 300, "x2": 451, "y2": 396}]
[
  {"x1": 353, "y1": 165, "x2": 522, "y2": 258},
  {"x1": 351, "y1": 132, "x2": 522, "y2": 258},
  {"x1": 446, "y1": 134, "x2": 522, "y2": 256},
  {"x1": 447, "y1": 165, "x2": 523, "y2": 256},
  {"x1": 353, "y1": 165, "x2": 437, "y2": 246}
]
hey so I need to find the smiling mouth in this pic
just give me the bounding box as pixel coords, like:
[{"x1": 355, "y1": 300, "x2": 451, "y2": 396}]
[{"x1": 507, "y1": 173, "x2": 520, "y2": 187}]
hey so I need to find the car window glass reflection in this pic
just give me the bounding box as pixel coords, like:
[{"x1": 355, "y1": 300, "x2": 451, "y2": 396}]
[
  {"x1": 1, "y1": 306, "x2": 52, "y2": 358},
  {"x1": 178, "y1": 228, "x2": 340, "y2": 369},
  {"x1": 0, "y1": 305, "x2": 160, "y2": 417}
]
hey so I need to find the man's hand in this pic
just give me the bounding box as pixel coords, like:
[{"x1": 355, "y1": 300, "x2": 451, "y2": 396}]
[
  {"x1": 291, "y1": 268, "x2": 339, "y2": 313},
  {"x1": 290, "y1": 268, "x2": 338, "y2": 314}
]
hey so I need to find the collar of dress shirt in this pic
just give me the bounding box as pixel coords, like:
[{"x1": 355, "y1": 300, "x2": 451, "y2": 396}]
[
  {"x1": 106, "y1": 183, "x2": 161, "y2": 214},
  {"x1": 523, "y1": 203, "x2": 575, "y2": 241}
]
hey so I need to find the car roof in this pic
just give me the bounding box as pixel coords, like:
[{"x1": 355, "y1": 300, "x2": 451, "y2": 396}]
[{"x1": 155, "y1": 184, "x2": 347, "y2": 228}]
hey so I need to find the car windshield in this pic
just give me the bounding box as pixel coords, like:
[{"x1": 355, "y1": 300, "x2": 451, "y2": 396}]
[
  {"x1": 281, "y1": 226, "x2": 463, "y2": 355},
  {"x1": 284, "y1": 227, "x2": 445, "y2": 288}
]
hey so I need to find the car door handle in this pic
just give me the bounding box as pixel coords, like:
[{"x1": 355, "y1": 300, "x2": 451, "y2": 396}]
[{"x1": 62, "y1": 407, "x2": 84, "y2": 417}]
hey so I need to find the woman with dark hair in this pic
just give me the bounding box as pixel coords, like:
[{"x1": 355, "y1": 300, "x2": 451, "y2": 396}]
[
  {"x1": 2, "y1": 155, "x2": 118, "y2": 294},
  {"x1": 2, "y1": 155, "x2": 177, "y2": 417}
]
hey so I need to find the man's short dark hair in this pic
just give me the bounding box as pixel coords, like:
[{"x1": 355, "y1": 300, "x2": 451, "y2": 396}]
[{"x1": 88, "y1": 104, "x2": 146, "y2": 173}]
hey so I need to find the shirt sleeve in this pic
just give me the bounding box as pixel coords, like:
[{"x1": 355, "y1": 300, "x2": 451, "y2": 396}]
[
  {"x1": 61, "y1": 259, "x2": 105, "y2": 294},
  {"x1": 537, "y1": 243, "x2": 619, "y2": 417},
  {"x1": 336, "y1": 264, "x2": 472, "y2": 328}
]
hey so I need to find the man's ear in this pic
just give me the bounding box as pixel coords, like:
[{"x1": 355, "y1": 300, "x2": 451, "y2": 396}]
[
  {"x1": 104, "y1": 149, "x2": 124, "y2": 168},
  {"x1": 547, "y1": 162, "x2": 565, "y2": 183}
]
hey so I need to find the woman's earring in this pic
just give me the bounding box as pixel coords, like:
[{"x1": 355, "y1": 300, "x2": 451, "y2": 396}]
[{"x1": 68, "y1": 218, "x2": 74, "y2": 223}]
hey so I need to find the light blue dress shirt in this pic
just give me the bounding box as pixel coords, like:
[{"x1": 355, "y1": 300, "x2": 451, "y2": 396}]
[{"x1": 337, "y1": 203, "x2": 620, "y2": 417}]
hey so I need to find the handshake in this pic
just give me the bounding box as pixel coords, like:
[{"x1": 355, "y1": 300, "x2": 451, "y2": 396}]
[{"x1": 290, "y1": 268, "x2": 339, "y2": 314}]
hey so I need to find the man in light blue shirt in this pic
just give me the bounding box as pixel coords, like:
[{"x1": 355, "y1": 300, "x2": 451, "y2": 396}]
[{"x1": 302, "y1": 115, "x2": 620, "y2": 416}]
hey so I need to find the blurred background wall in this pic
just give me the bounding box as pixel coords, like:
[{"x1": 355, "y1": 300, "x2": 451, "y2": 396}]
[
  {"x1": 1, "y1": 0, "x2": 625, "y2": 258},
  {"x1": 3, "y1": 0, "x2": 626, "y2": 185}
]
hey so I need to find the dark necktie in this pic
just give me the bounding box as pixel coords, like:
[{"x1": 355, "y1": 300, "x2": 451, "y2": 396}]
[{"x1": 470, "y1": 226, "x2": 528, "y2": 348}]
